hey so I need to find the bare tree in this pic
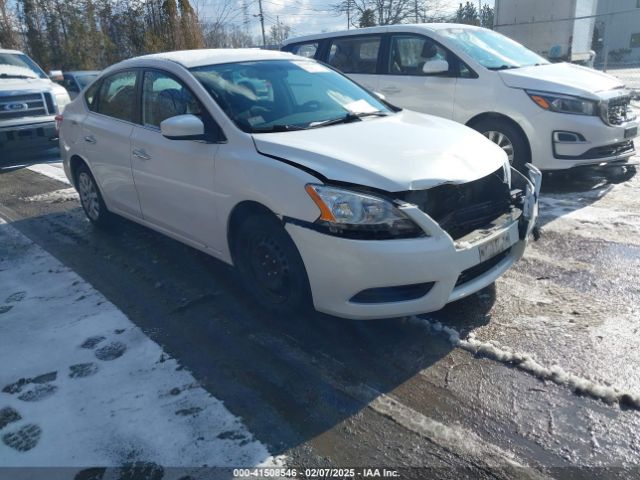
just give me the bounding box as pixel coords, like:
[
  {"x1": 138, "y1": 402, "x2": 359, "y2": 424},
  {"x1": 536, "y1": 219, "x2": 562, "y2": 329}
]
[
  {"x1": 334, "y1": 0, "x2": 449, "y2": 27},
  {"x1": 0, "y1": 0, "x2": 19, "y2": 48}
]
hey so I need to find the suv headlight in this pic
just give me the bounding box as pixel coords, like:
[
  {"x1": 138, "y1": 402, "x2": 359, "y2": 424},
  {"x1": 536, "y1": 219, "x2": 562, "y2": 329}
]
[
  {"x1": 526, "y1": 90, "x2": 598, "y2": 116},
  {"x1": 305, "y1": 184, "x2": 424, "y2": 239}
]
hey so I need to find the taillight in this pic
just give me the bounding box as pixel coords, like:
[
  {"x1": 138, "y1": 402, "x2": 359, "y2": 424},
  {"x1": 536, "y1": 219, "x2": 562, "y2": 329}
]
[{"x1": 54, "y1": 114, "x2": 63, "y2": 132}]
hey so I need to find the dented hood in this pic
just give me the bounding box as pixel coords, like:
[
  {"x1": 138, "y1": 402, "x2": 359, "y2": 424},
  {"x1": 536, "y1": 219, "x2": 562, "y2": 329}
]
[
  {"x1": 252, "y1": 110, "x2": 506, "y2": 192},
  {"x1": 499, "y1": 63, "x2": 624, "y2": 98}
]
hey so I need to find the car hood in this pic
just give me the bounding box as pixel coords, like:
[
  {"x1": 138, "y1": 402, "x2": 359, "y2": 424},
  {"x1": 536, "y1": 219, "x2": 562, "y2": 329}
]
[
  {"x1": 252, "y1": 110, "x2": 506, "y2": 192},
  {"x1": 0, "y1": 76, "x2": 55, "y2": 94},
  {"x1": 499, "y1": 63, "x2": 624, "y2": 98}
]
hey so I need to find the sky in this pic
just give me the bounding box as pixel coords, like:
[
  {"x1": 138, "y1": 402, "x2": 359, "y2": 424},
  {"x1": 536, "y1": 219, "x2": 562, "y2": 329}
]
[{"x1": 201, "y1": 0, "x2": 495, "y2": 40}]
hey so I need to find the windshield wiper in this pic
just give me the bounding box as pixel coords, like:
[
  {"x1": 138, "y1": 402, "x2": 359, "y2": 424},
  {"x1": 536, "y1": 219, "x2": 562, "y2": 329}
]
[
  {"x1": 251, "y1": 124, "x2": 308, "y2": 133},
  {"x1": 487, "y1": 65, "x2": 521, "y2": 71},
  {"x1": 0, "y1": 73, "x2": 37, "y2": 79},
  {"x1": 309, "y1": 111, "x2": 389, "y2": 129}
]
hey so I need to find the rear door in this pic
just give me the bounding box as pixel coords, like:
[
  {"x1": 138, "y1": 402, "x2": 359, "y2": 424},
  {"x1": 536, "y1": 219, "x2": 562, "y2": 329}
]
[
  {"x1": 81, "y1": 69, "x2": 142, "y2": 218},
  {"x1": 130, "y1": 69, "x2": 222, "y2": 248},
  {"x1": 323, "y1": 35, "x2": 382, "y2": 92},
  {"x1": 378, "y1": 34, "x2": 457, "y2": 119}
]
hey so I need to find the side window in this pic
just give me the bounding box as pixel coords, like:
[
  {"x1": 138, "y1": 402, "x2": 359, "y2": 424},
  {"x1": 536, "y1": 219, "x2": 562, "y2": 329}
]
[
  {"x1": 327, "y1": 36, "x2": 381, "y2": 74},
  {"x1": 291, "y1": 42, "x2": 319, "y2": 58},
  {"x1": 388, "y1": 35, "x2": 450, "y2": 76},
  {"x1": 84, "y1": 81, "x2": 101, "y2": 112},
  {"x1": 142, "y1": 70, "x2": 202, "y2": 129},
  {"x1": 64, "y1": 75, "x2": 80, "y2": 92},
  {"x1": 96, "y1": 71, "x2": 137, "y2": 122}
]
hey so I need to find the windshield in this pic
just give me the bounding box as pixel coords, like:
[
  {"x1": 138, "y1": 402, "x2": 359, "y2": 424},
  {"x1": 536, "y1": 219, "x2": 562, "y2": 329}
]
[
  {"x1": 75, "y1": 74, "x2": 98, "y2": 88},
  {"x1": 190, "y1": 60, "x2": 392, "y2": 133},
  {"x1": 0, "y1": 53, "x2": 47, "y2": 79},
  {"x1": 440, "y1": 28, "x2": 549, "y2": 70}
]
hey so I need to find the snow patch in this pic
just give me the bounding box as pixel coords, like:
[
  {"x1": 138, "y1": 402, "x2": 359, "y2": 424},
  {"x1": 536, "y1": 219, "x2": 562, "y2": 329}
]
[
  {"x1": 412, "y1": 316, "x2": 640, "y2": 410},
  {"x1": 23, "y1": 188, "x2": 78, "y2": 204},
  {"x1": 0, "y1": 219, "x2": 283, "y2": 469},
  {"x1": 26, "y1": 162, "x2": 70, "y2": 185}
]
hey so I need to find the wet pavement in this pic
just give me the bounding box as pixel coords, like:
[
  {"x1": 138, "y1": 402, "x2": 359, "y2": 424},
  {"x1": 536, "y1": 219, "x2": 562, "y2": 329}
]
[{"x1": 0, "y1": 149, "x2": 639, "y2": 478}]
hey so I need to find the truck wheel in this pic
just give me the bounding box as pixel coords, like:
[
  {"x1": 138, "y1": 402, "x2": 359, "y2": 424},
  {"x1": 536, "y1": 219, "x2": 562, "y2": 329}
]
[
  {"x1": 233, "y1": 214, "x2": 312, "y2": 316},
  {"x1": 76, "y1": 164, "x2": 112, "y2": 228},
  {"x1": 471, "y1": 118, "x2": 530, "y2": 173}
]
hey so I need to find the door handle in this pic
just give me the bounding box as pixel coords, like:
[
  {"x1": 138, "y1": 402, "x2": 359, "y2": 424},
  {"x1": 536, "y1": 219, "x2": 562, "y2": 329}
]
[
  {"x1": 84, "y1": 135, "x2": 96, "y2": 144},
  {"x1": 380, "y1": 86, "x2": 401, "y2": 93},
  {"x1": 132, "y1": 148, "x2": 151, "y2": 161}
]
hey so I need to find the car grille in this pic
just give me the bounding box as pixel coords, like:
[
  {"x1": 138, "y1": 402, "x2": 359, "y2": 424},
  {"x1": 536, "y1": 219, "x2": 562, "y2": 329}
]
[
  {"x1": 398, "y1": 167, "x2": 512, "y2": 240},
  {"x1": 605, "y1": 94, "x2": 636, "y2": 126},
  {"x1": 0, "y1": 92, "x2": 50, "y2": 120}
]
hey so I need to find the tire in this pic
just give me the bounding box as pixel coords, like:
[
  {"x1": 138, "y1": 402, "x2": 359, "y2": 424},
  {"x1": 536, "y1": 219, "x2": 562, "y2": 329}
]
[
  {"x1": 75, "y1": 163, "x2": 112, "y2": 228},
  {"x1": 233, "y1": 214, "x2": 312, "y2": 316},
  {"x1": 471, "y1": 118, "x2": 530, "y2": 173}
]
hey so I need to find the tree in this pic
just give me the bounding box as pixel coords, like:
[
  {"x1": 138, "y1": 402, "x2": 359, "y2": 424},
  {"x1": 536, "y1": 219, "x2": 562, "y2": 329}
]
[
  {"x1": 0, "y1": 0, "x2": 19, "y2": 48},
  {"x1": 455, "y1": 1, "x2": 479, "y2": 26},
  {"x1": 269, "y1": 20, "x2": 291, "y2": 46},
  {"x1": 334, "y1": 0, "x2": 449, "y2": 28},
  {"x1": 479, "y1": 4, "x2": 493, "y2": 28},
  {"x1": 359, "y1": 9, "x2": 376, "y2": 27}
]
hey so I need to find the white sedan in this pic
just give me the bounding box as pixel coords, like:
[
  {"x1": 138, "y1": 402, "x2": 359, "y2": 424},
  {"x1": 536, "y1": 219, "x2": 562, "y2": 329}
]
[{"x1": 59, "y1": 49, "x2": 540, "y2": 319}]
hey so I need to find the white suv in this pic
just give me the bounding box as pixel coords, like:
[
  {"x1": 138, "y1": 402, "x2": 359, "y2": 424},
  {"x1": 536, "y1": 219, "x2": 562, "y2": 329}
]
[
  {"x1": 59, "y1": 49, "x2": 540, "y2": 320},
  {"x1": 282, "y1": 24, "x2": 638, "y2": 171},
  {"x1": 0, "y1": 49, "x2": 70, "y2": 155}
]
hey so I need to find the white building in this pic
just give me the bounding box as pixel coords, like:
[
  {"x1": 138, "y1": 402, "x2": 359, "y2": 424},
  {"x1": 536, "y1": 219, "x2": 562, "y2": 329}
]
[
  {"x1": 494, "y1": 0, "x2": 599, "y2": 62},
  {"x1": 596, "y1": 0, "x2": 640, "y2": 65}
]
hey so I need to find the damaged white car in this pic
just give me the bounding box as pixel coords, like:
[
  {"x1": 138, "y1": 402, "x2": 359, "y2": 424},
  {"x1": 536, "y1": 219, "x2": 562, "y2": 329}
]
[{"x1": 59, "y1": 49, "x2": 541, "y2": 319}]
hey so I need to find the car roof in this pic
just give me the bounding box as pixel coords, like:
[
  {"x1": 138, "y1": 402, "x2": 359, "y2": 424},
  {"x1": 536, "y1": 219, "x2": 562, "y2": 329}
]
[
  {"x1": 66, "y1": 70, "x2": 101, "y2": 76},
  {"x1": 282, "y1": 23, "x2": 484, "y2": 45},
  {"x1": 117, "y1": 48, "x2": 297, "y2": 69}
]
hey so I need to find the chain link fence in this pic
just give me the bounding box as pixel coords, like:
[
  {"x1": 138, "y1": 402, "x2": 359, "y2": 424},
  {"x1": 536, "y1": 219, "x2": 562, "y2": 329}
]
[{"x1": 494, "y1": 2, "x2": 640, "y2": 104}]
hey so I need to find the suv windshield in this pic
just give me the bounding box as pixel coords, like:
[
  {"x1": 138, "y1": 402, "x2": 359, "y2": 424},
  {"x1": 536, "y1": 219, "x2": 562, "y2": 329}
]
[
  {"x1": 190, "y1": 60, "x2": 393, "y2": 133},
  {"x1": 75, "y1": 73, "x2": 98, "y2": 88},
  {"x1": 440, "y1": 28, "x2": 549, "y2": 70},
  {"x1": 0, "y1": 52, "x2": 47, "y2": 79}
]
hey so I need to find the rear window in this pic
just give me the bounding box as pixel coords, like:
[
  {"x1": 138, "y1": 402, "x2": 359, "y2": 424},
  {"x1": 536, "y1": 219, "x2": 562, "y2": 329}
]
[{"x1": 327, "y1": 36, "x2": 381, "y2": 74}]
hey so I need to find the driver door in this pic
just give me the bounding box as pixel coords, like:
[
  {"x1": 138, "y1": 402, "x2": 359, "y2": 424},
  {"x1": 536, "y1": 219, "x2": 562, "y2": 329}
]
[
  {"x1": 130, "y1": 69, "x2": 222, "y2": 248},
  {"x1": 378, "y1": 34, "x2": 456, "y2": 119}
]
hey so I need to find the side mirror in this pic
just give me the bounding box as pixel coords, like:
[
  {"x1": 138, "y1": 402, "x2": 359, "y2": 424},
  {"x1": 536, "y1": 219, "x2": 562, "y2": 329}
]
[
  {"x1": 422, "y1": 59, "x2": 449, "y2": 75},
  {"x1": 49, "y1": 70, "x2": 63, "y2": 80},
  {"x1": 373, "y1": 91, "x2": 386, "y2": 100},
  {"x1": 160, "y1": 114, "x2": 205, "y2": 140}
]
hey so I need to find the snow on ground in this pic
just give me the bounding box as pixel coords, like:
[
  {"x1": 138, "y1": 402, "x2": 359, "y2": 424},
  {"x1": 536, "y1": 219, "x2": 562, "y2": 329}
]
[
  {"x1": 0, "y1": 219, "x2": 282, "y2": 473},
  {"x1": 23, "y1": 188, "x2": 78, "y2": 204},
  {"x1": 26, "y1": 163, "x2": 69, "y2": 185}
]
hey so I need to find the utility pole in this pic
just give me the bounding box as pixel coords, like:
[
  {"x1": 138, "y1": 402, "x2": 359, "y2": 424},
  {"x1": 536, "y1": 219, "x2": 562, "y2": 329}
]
[
  {"x1": 346, "y1": 0, "x2": 351, "y2": 29},
  {"x1": 414, "y1": 0, "x2": 419, "y2": 23},
  {"x1": 258, "y1": 0, "x2": 266, "y2": 46}
]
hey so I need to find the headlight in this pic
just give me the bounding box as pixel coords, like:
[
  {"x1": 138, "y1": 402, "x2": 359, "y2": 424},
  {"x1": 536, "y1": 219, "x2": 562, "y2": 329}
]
[
  {"x1": 526, "y1": 90, "x2": 598, "y2": 116},
  {"x1": 305, "y1": 184, "x2": 424, "y2": 239}
]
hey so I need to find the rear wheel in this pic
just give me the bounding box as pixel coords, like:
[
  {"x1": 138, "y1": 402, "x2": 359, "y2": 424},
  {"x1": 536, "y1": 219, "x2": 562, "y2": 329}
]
[
  {"x1": 233, "y1": 214, "x2": 312, "y2": 315},
  {"x1": 471, "y1": 118, "x2": 530, "y2": 173},
  {"x1": 75, "y1": 164, "x2": 111, "y2": 228}
]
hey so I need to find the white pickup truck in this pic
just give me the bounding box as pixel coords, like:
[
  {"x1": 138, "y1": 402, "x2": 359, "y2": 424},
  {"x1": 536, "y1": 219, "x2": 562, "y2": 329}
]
[{"x1": 0, "y1": 49, "x2": 70, "y2": 156}]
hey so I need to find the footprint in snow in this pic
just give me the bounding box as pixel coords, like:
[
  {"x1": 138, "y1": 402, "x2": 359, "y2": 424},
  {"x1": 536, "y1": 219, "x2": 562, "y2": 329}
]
[
  {"x1": 0, "y1": 290, "x2": 26, "y2": 315},
  {"x1": 80, "y1": 334, "x2": 128, "y2": 361},
  {"x1": 0, "y1": 406, "x2": 41, "y2": 452}
]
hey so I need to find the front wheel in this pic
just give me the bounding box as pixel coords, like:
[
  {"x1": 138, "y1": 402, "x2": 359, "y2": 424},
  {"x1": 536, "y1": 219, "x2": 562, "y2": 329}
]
[
  {"x1": 233, "y1": 214, "x2": 312, "y2": 316},
  {"x1": 471, "y1": 118, "x2": 530, "y2": 173},
  {"x1": 75, "y1": 164, "x2": 112, "y2": 228}
]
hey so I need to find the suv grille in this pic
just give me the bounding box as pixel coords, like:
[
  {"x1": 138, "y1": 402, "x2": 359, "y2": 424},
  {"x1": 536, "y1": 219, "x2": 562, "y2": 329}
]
[
  {"x1": 0, "y1": 92, "x2": 50, "y2": 120},
  {"x1": 605, "y1": 94, "x2": 636, "y2": 126},
  {"x1": 398, "y1": 167, "x2": 511, "y2": 240}
]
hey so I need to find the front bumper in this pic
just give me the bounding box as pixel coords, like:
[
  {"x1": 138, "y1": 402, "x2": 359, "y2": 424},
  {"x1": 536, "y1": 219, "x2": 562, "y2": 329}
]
[
  {"x1": 0, "y1": 121, "x2": 58, "y2": 153},
  {"x1": 535, "y1": 112, "x2": 638, "y2": 170},
  {"x1": 286, "y1": 165, "x2": 541, "y2": 320}
]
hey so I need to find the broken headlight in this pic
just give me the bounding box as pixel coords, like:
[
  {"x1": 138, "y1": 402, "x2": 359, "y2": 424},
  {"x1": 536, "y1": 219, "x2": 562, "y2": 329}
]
[{"x1": 305, "y1": 184, "x2": 424, "y2": 239}]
